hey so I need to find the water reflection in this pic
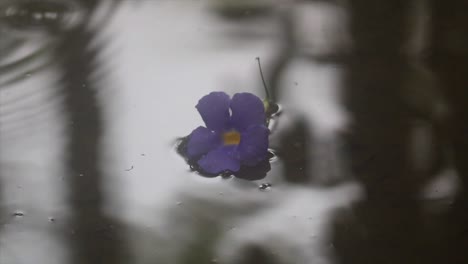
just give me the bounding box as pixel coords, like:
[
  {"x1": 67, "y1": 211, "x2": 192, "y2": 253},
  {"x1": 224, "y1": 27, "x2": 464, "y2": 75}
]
[
  {"x1": 1, "y1": 0, "x2": 467, "y2": 263},
  {"x1": 55, "y1": 7, "x2": 130, "y2": 264},
  {"x1": 334, "y1": 1, "x2": 468, "y2": 264}
]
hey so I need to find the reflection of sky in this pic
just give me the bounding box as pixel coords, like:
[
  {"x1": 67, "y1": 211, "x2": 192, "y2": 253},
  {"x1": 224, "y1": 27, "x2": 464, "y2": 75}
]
[
  {"x1": 103, "y1": 2, "x2": 361, "y2": 263},
  {"x1": 102, "y1": 0, "x2": 279, "y2": 216}
]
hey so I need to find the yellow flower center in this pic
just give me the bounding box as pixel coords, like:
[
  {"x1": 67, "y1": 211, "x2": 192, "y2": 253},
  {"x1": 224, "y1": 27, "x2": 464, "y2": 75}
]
[{"x1": 223, "y1": 130, "x2": 241, "y2": 146}]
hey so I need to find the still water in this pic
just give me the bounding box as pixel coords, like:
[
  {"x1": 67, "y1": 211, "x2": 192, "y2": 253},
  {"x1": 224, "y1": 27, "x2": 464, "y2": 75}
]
[{"x1": 1, "y1": 0, "x2": 467, "y2": 263}]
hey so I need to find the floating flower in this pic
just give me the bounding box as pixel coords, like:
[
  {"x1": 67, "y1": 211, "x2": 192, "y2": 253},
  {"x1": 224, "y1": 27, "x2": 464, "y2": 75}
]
[{"x1": 185, "y1": 91, "x2": 269, "y2": 175}]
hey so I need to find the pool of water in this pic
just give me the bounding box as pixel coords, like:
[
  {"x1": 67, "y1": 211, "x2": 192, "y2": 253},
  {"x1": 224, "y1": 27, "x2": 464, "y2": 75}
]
[{"x1": 1, "y1": 1, "x2": 467, "y2": 263}]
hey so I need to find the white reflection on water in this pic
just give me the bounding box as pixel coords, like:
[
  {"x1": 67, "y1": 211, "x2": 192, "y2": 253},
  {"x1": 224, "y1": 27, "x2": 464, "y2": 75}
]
[{"x1": 100, "y1": 1, "x2": 361, "y2": 263}]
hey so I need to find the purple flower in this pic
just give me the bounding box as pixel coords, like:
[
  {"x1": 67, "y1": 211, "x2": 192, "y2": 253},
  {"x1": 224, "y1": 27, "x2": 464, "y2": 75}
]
[{"x1": 186, "y1": 92, "x2": 269, "y2": 175}]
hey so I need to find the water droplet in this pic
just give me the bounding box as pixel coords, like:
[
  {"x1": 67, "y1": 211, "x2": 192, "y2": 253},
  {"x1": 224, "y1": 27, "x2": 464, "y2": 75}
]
[
  {"x1": 258, "y1": 183, "x2": 272, "y2": 191},
  {"x1": 13, "y1": 210, "x2": 25, "y2": 217}
]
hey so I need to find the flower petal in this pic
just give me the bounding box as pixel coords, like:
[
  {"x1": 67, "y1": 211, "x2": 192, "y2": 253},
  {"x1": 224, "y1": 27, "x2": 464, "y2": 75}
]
[
  {"x1": 198, "y1": 146, "x2": 240, "y2": 174},
  {"x1": 230, "y1": 93, "x2": 265, "y2": 131},
  {"x1": 238, "y1": 124, "x2": 269, "y2": 166},
  {"x1": 186, "y1": 126, "x2": 220, "y2": 159},
  {"x1": 196, "y1": 92, "x2": 231, "y2": 131}
]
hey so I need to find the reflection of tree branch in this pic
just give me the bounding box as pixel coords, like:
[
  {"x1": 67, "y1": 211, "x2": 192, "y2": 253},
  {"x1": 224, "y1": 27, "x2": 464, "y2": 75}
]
[{"x1": 55, "y1": 15, "x2": 129, "y2": 264}]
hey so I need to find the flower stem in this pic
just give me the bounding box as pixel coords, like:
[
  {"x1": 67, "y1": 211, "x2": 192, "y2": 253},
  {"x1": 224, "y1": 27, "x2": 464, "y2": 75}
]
[{"x1": 255, "y1": 57, "x2": 271, "y2": 100}]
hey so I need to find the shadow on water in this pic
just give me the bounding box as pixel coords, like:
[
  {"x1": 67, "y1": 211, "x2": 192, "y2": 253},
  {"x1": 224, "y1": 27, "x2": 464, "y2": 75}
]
[
  {"x1": 264, "y1": 0, "x2": 468, "y2": 263},
  {"x1": 53, "y1": 1, "x2": 130, "y2": 263},
  {"x1": 331, "y1": 1, "x2": 468, "y2": 264}
]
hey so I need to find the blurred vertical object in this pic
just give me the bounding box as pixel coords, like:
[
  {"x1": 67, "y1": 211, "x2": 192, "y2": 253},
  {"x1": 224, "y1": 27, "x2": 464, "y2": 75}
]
[
  {"x1": 333, "y1": 1, "x2": 437, "y2": 263},
  {"x1": 53, "y1": 0, "x2": 130, "y2": 263}
]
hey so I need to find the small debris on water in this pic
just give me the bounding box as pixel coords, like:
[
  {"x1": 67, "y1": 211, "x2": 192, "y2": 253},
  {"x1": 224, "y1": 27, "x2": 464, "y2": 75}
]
[
  {"x1": 13, "y1": 210, "x2": 25, "y2": 217},
  {"x1": 258, "y1": 183, "x2": 272, "y2": 191},
  {"x1": 125, "y1": 165, "x2": 134, "y2": 171}
]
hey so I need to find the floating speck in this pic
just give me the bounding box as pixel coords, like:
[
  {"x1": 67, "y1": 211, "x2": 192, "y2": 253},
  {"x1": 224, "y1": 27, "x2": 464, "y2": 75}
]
[
  {"x1": 48, "y1": 217, "x2": 55, "y2": 222},
  {"x1": 13, "y1": 210, "x2": 25, "y2": 217},
  {"x1": 258, "y1": 183, "x2": 272, "y2": 191}
]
